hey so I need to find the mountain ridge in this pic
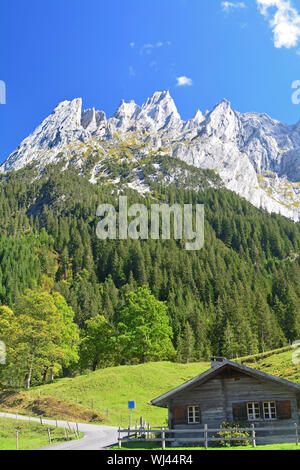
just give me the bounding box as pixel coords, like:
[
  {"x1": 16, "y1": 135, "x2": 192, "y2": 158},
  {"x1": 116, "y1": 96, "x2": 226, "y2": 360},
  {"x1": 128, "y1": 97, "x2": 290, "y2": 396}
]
[{"x1": 1, "y1": 91, "x2": 300, "y2": 221}]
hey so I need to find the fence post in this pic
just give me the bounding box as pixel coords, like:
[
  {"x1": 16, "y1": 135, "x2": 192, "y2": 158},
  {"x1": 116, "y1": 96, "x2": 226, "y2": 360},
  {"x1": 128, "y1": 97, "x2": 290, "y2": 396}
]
[
  {"x1": 16, "y1": 431, "x2": 19, "y2": 450},
  {"x1": 251, "y1": 424, "x2": 256, "y2": 448},
  {"x1": 204, "y1": 424, "x2": 208, "y2": 450},
  {"x1": 118, "y1": 427, "x2": 122, "y2": 448},
  {"x1": 76, "y1": 423, "x2": 79, "y2": 436},
  {"x1": 295, "y1": 423, "x2": 299, "y2": 446},
  {"x1": 47, "y1": 428, "x2": 52, "y2": 445},
  {"x1": 161, "y1": 427, "x2": 166, "y2": 450}
]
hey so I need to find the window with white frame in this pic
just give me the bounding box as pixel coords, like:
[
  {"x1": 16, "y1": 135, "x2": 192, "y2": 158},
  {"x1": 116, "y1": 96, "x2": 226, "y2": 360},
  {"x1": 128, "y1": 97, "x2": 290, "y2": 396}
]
[
  {"x1": 187, "y1": 405, "x2": 200, "y2": 424},
  {"x1": 247, "y1": 402, "x2": 260, "y2": 420},
  {"x1": 263, "y1": 402, "x2": 277, "y2": 420}
]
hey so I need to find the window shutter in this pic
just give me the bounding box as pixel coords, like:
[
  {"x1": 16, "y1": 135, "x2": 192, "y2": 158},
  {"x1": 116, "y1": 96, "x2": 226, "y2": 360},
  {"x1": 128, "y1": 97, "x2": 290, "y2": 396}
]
[
  {"x1": 232, "y1": 402, "x2": 247, "y2": 421},
  {"x1": 173, "y1": 406, "x2": 186, "y2": 424},
  {"x1": 276, "y1": 401, "x2": 291, "y2": 420}
]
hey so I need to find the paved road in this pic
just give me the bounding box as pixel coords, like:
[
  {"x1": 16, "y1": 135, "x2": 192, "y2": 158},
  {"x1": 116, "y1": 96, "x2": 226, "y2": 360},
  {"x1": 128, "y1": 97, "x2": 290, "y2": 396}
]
[{"x1": 0, "y1": 412, "x2": 119, "y2": 450}]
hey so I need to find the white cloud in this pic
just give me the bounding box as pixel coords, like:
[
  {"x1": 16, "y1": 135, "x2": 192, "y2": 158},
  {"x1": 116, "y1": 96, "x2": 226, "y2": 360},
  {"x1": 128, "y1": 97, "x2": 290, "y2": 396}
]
[
  {"x1": 257, "y1": 0, "x2": 300, "y2": 48},
  {"x1": 129, "y1": 42, "x2": 135, "y2": 48},
  {"x1": 176, "y1": 76, "x2": 193, "y2": 87},
  {"x1": 129, "y1": 66, "x2": 136, "y2": 77},
  {"x1": 140, "y1": 43, "x2": 155, "y2": 55},
  {"x1": 221, "y1": 1, "x2": 246, "y2": 11},
  {"x1": 139, "y1": 41, "x2": 171, "y2": 55}
]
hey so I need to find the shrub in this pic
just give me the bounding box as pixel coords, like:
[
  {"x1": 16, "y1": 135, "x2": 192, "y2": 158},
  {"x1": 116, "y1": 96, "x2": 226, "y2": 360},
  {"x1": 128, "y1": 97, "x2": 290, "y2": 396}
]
[{"x1": 214, "y1": 421, "x2": 251, "y2": 447}]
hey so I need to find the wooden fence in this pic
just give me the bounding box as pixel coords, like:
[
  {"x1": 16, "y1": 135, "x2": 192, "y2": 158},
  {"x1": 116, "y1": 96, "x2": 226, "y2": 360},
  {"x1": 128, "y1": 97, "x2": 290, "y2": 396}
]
[{"x1": 118, "y1": 423, "x2": 299, "y2": 449}]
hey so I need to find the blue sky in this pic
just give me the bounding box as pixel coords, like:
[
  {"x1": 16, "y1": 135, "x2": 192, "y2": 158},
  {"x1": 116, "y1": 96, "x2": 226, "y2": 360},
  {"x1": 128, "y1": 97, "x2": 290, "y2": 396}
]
[{"x1": 1, "y1": 0, "x2": 300, "y2": 163}]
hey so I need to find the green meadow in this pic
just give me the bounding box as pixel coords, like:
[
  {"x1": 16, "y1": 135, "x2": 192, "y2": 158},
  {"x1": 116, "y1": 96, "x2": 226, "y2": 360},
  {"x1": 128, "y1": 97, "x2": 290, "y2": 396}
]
[
  {"x1": 0, "y1": 417, "x2": 79, "y2": 450},
  {"x1": 4, "y1": 346, "x2": 295, "y2": 428}
]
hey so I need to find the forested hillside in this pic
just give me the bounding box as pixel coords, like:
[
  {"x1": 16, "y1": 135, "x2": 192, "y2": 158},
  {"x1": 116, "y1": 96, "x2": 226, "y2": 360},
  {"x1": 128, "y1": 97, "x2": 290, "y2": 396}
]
[{"x1": 0, "y1": 159, "x2": 300, "y2": 387}]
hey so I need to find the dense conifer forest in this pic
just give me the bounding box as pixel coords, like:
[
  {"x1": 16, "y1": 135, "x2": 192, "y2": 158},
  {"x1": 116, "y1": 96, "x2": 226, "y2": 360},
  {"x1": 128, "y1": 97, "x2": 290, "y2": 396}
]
[{"x1": 0, "y1": 160, "x2": 300, "y2": 386}]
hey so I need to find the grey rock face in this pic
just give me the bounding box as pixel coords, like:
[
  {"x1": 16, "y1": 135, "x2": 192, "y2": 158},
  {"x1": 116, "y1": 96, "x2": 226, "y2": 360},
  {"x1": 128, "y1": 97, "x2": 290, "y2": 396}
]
[{"x1": 1, "y1": 91, "x2": 300, "y2": 221}]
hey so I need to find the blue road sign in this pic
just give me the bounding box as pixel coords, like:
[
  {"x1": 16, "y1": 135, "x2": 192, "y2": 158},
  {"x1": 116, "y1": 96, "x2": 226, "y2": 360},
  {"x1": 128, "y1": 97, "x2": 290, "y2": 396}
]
[{"x1": 128, "y1": 401, "x2": 135, "y2": 409}]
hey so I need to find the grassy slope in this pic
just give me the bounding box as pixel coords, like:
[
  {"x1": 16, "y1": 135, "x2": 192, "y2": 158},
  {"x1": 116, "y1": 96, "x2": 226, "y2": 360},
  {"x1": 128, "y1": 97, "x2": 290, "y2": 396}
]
[
  {"x1": 28, "y1": 362, "x2": 209, "y2": 427},
  {"x1": 0, "y1": 391, "x2": 104, "y2": 424},
  {"x1": 1, "y1": 347, "x2": 298, "y2": 429},
  {"x1": 0, "y1": 417, "x2": 78, "y2": 450},
  {"x1": 242, "y1": 349, "x2": 300, "y2": 384}
]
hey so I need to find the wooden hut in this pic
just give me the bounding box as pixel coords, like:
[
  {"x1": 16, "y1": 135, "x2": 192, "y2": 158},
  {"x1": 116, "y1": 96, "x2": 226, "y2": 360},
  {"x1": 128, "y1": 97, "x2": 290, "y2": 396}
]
[{"x1": 151, "y1": 359, "x2": 300, "y2": 444}]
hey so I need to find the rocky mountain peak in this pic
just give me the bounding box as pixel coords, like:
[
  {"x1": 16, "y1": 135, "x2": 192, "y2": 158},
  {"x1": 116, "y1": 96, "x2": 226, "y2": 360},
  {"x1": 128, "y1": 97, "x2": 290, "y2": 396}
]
[
  {"x1": 113, "y1": 99, "x2": 141, "y2": 120},
  {"x1": 1, "y1": 92, "x2": 300, "y2": 222},
  {"x1": 201, "y1": 98, "x2": 239, "y2": 141},
  {"x1": 141, "y1": 91, "x2": 180, "y2": 121},
  {"x1": 210, "y1": 98, "x2": 233, "y2": 117},
  {"x1": 142, "y1": 90, "x2": 170, "y2": 106},
  {"x1": 183, "y1": 109, "x2": 204, "y2": 132},
  {"x1": 193, "y1": 109, "x2": 204, "y2": 121},
  {"x1": 53, "y1": 98, "x2": 83, "y2": 126},
  {"x1": 81, "y1": 108, "x2": 97, "y2": 131}
]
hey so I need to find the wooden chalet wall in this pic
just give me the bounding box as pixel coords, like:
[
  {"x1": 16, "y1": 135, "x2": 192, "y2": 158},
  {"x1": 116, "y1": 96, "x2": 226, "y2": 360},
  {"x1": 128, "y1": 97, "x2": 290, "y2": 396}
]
[{"x1": 168, "y1": 367, "x2": 300, "y2": 434}]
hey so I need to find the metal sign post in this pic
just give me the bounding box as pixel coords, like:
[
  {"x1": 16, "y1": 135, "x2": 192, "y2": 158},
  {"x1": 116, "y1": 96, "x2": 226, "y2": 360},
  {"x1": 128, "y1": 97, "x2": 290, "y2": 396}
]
[{"x1": 128, "y1": 400, "x2": 135, "y2": 426}]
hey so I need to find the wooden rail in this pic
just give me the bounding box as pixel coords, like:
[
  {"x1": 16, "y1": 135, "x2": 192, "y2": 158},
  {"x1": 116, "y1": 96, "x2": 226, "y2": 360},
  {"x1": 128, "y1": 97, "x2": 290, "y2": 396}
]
[{"x1": 117, "y1": 423, "x2": 299, "y2": 449}]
